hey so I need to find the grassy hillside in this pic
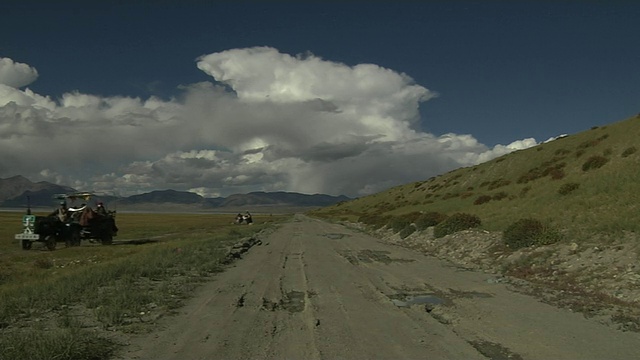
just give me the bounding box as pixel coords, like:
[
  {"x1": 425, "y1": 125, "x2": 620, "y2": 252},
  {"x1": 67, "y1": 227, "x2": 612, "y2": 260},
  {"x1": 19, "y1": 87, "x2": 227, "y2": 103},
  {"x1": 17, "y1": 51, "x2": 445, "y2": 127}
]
[{"x1": 311, "y1": 114, "x2": 640, "y2": 241}]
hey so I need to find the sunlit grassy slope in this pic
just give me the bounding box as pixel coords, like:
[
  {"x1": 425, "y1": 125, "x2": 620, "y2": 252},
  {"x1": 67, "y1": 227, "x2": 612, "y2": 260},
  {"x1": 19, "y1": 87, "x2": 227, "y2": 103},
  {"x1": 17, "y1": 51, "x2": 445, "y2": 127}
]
[{"x1": 311, "y1": 115, "x2": 640, "y2": 240}]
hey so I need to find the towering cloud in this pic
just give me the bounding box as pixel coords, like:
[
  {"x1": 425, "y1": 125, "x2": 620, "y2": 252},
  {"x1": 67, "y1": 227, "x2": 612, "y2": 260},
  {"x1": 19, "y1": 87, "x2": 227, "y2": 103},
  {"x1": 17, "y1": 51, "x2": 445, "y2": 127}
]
[{"x1": 0, "y1": 50, "x2": 536, "y2": 197}]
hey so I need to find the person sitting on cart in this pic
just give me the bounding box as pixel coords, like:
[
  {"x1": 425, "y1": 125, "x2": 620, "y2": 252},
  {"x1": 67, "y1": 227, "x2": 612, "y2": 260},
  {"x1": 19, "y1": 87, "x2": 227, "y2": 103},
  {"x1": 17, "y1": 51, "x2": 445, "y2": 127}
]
[
  {"x1": 96, "y1": 202, "x2": 108, "y2": 216},
  {"x1": 79, "y1": 204, "x2": 97, "y2": 226},
  {"x1": 50, "y1": 201, "x2": 69, "y2": 222},
  {"x1": 244, "y1": 211, "x2": 253, "y2": 224}
]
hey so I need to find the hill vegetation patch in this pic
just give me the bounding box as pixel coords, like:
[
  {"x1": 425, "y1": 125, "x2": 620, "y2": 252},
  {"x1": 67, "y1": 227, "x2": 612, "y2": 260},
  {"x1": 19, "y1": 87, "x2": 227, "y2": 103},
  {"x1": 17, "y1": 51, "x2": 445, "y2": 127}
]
[
  {"x1": 621, "y1": 146, "x2": 637, "y2": 157},
  {"x1": 357, "y1": 214, "x2": 390, "y2": 229},
  {"x1": 582, "y1": 155, "x2": 609, "y2": 171},
  {"x1": 487, "y1": 178, "x2": 511, "y2": 190},
  {"x1": 502, "y1": 218, "x2": 560, "y2": 249},
  {"x1": 414, "y1": 212, "x2": 448, "y2": 230},
  {"x1": 517, "y1": 159, "x2": 567, "y2": 184},
  {"x1": 433, "y1": 213, "x2": 481, "y2": 238},
  {"x1": 558, "y1": 182, "x2": 580, "y2": 195},
  {"x1": 389, "y1": 217, "x2": 412, "y2": 233},
  {"x1": 399, "y1": 224, "x2": 416, "y2": 239}
]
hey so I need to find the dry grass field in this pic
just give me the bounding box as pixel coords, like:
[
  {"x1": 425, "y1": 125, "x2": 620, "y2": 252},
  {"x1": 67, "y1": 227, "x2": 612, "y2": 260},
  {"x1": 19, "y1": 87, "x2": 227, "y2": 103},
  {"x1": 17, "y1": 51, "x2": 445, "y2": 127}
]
[{"x1": 0, "y1": 211, "x2": 288, "y2": 360}]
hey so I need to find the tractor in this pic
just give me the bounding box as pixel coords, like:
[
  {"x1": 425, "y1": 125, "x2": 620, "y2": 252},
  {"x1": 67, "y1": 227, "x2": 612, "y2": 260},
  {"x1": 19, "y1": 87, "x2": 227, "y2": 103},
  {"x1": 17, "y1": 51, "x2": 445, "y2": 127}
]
[{"x1": 15, "y1": 193, "x2": 118, "y2": 250}]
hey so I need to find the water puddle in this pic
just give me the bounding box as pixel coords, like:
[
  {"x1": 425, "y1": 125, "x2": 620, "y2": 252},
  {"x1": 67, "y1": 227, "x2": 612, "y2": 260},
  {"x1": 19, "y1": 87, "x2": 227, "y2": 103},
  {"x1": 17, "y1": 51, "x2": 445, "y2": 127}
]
[
  {"x1": 281, "y1": 290, "x2": 306, "y2": 313},
  {"x1": 390, "y1": 294, "x2": 445, "y2": 308},
  {"x1": 323, "y1": 233, "x2": 349, "y2": 239}
]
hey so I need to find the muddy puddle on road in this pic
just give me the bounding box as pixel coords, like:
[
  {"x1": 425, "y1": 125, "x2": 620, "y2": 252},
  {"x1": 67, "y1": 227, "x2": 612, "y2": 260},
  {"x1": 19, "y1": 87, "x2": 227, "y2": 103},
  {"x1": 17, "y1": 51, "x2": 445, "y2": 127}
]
[
  {"x1": 323, "y1": 233, "x2": 350, "y2": 240},
  {"x1": 388, "y1": 288, "x2": 493, "y2": 310},
  {"x1": 339, "y1": 249, "x2": 416, "y2": 265},
  {"x1": 387, "y1": 292, "x2": 522, "y2": 360},
  {"x1": 261, "y1": 291, "x2": 307, "y2": 313},
  {"x1": 389, "y1": 294, "x2": 445, "y2": 308}
]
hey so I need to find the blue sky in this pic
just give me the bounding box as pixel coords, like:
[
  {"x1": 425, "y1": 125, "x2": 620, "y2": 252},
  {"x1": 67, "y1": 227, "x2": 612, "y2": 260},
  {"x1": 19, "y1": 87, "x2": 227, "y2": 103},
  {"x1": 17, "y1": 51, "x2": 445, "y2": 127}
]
[{"x1": 0, "y1": 1, "x2": 638, "y2": 197}]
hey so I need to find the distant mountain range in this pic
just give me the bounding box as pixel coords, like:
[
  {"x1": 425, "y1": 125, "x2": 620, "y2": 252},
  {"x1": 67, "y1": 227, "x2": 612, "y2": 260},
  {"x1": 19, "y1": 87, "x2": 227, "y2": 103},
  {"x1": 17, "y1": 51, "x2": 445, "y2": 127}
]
[{"x1": 0, "y1": 175, "x2": 350, "y2": 210}]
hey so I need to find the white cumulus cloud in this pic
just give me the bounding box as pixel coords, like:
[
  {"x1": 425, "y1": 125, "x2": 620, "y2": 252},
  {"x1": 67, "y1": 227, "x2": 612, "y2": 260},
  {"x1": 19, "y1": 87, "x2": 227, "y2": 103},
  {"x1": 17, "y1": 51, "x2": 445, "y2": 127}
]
[
  {"x1": 0, "y1": 57, "x2": 39, "y2": 88},
  {"x1": 0, "y1": 51, "x2": 537, "y2": 198}
]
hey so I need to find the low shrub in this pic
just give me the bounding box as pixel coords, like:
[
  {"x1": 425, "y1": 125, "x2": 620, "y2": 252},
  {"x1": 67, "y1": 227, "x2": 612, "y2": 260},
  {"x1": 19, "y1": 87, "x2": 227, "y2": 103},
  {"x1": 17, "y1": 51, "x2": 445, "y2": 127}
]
[
  {"x1": 433, "y1": 213, "x2": 481, "y2": 238},
  {"x1": 492, "y1": 191, "x2": 509, "y2": 201},
  {"x1": 442, "y1": 192, "x2": 460, "y2": 200},
  {"x1": 503, "y1": 218, "x2": 562, "y2": 249},
  {"x1": 558, "y1": 182, "x2": 580, "y2": 195},
  {"x1": 582, "y1": 155, "x2": 609, "y2": 171},
  {"x1": 518, "y1": 159, "x2": 565, "y2": 183},
  {"x1": 549, "y1": 168, "x2": 565, "y2": 180},
  {"x1": 404, "y1": 212, "x2": 423, "y2": 223},
  {"x1": 415, "y1": 212, "x2": 448, "y2": 230},
  {"x1": 578, "y1": 139, "x2": 600, "y2": 149},
  {"x1": 503, "y1": 218, "x2": 543, "y2": 249},
  {"x1": 542, "y1": 162, "x2": 566, "y2": 177},
  {"x1": 388, "y1": 217, "x2": 412, "y2": 233},
  {"x1": 358, "y1": 214, "x2": 389, "y2": 229},
  {"x1": 487, "y1": 178, "x2": 511, "y2": 190},
  {"x1": 399, "y1": 224, "x2": 416, "y2": 239},
  {"x1": 622, "y1": 146, "x2": 637, "y2": 157},
  {"x1": 460, "y1": 191, "x2": 474, "y2": 199},
  {"x1": 474, "y1": 195, "x2": 492, "y2": 205}
]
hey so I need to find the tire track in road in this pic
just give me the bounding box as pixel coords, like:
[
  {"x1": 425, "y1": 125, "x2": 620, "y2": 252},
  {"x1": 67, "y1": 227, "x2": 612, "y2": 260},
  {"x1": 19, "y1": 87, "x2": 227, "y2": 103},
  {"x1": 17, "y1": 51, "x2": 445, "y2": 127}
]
[
  {"x1": 119, "y1": 226, "x2": 291, "y2": 359},
  {"x1": 262, "y1": 224, "x2": 321, "y2": 360}
]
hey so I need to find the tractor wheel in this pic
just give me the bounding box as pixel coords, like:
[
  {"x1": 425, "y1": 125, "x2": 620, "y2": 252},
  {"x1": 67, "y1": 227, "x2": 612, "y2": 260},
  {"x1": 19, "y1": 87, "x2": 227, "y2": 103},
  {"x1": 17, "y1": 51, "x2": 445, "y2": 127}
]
[
  {"x1": 101, "y1": 233, "x2": 113, "y2": 245},
  {"x1": 45, "y1": 235, "x2": 57, "y2": 251},
  {"x1": 21, "y1": 240, "x2": 32, "y2": 250}
]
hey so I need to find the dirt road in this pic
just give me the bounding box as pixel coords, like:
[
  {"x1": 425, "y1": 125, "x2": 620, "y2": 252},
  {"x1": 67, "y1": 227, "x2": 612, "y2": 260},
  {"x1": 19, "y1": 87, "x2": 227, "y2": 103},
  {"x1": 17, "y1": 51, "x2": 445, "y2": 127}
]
[{"x1": 118, "y1": 215, "x2": 640, "y2": 359}]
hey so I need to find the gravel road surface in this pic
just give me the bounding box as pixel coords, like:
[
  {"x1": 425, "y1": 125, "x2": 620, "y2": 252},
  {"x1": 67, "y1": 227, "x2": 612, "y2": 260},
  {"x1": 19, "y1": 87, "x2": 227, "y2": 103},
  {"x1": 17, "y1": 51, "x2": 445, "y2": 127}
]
[{"x1": 118, "y1": 215, "x2": 640, "y2": 359}]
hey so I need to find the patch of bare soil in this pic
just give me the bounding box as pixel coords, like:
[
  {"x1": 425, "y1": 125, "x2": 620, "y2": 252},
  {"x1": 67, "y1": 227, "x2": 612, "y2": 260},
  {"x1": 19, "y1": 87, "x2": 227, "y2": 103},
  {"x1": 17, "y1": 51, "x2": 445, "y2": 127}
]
[{"x1": 365, "y1": 223, "x2": 640, "y2": 332}]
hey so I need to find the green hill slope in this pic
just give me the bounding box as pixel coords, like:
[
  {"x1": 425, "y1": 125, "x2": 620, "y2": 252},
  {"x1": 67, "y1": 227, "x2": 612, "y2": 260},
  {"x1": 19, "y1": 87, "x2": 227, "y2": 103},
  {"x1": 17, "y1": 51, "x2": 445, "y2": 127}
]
[{"x1": 312, "y1": 114, "x2": 640, "y2": 240}]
